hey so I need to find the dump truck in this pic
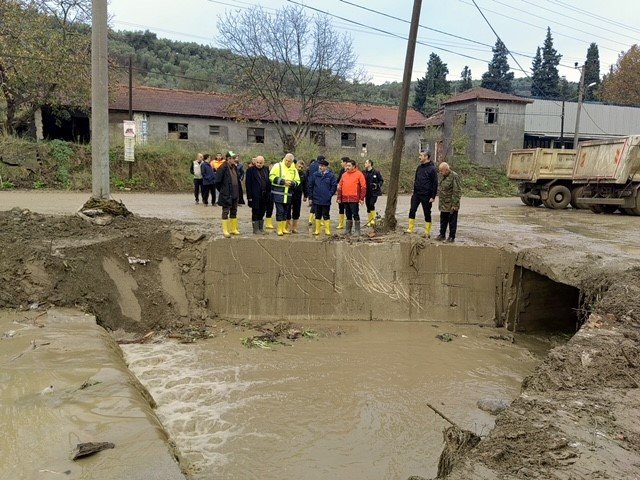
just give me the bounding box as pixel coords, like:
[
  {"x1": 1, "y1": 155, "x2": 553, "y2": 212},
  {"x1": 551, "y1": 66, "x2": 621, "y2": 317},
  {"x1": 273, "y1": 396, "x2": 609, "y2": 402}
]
[
  {"x1": 573, "y1": 135, "x2": 640, "y2": 215},
  {"x1": 507, "y1": 148, "x2": 579, "y2": 209}
]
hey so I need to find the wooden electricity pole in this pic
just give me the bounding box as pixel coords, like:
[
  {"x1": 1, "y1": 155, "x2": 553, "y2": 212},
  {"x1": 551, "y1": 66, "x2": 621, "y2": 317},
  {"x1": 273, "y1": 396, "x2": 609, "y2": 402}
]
[
  {"x1": 91, "y1": 0, "x2": 110, "y2": 199},
  {"x1": 383, "y1": 0, "x2": 422, "y2": 231}
]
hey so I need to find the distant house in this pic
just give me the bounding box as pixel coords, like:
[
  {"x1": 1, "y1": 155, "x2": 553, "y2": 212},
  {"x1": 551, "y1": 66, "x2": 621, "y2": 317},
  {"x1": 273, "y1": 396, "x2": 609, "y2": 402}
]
[
  {"x1": 35, "y1": 85, "x2": 427, "y2": 156},
  {"x1": 441, "y1": 87, "x2": 533, "y2": 168}
]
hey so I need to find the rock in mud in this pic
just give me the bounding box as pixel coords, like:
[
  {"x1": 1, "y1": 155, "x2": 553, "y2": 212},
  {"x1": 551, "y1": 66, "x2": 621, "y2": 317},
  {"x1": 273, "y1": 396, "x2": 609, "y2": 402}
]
[{"x1": 476, "y1": 397, "x2": 511, "y2": 415}]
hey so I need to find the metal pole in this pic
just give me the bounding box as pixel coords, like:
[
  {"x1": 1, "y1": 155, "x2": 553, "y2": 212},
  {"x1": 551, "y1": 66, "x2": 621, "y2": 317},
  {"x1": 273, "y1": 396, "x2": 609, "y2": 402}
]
[
  {"x1": 560, "y1": 100, "x2": 565, "y2": 148},
  {"x1": 128, "y1": 55, "x2": 133, "y2": 180},
  {"x1": 573, "y1": 64, "x2": 585, "y2": 149},
  {"x1": 383, "y1": 0, "x2": 422, "y2": 232},
  {"x1": 91, "y1": 0, "x2": 110, "y2": 199}
]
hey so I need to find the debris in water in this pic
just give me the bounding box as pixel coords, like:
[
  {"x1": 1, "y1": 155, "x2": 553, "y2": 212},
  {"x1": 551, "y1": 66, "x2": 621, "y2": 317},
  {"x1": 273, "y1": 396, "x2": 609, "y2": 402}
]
[
  {"x1": 72, "y1": 442, "x2": 115, "y2": 460},
  {"x1": 477, "y1": 398, "x2": 511, "y2": 415},
  {"x1": 78, "y1": 380, "x2": 102, "y2": 390},
  {"x1": 2, "y1": 330, "x2": 16, "y2": 339},
  {"x1": 41, "y1": 385, "x2": 55, "y2": 395},
  {"x1": 436, "y1": 333, "x2": 458, "y2": 342},
  {"x1": 127, "y1": 256, "x2": 150, "y2": 266}
]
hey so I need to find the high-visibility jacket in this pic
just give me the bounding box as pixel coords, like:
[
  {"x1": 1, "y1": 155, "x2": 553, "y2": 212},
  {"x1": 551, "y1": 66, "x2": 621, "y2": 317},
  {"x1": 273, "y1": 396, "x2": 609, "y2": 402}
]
[
  {"x1": 212, "y1": 159, "x2": 226, "y2": 171},
  {"x1": 269, "y1": 161, "x2": 300, "y2": 204}
]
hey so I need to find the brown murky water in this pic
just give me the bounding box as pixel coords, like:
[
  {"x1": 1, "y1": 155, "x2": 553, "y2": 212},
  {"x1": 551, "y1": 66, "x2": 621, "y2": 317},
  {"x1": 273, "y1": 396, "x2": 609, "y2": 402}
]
[{"x1": 123, "y1": 321, "x2": 552, "y2": 480}]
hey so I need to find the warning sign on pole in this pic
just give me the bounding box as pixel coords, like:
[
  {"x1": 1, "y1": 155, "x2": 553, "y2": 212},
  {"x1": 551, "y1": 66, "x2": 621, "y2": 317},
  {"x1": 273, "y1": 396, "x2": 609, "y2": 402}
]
[{"x1": 123, "y1": 120, "x2": 136, "y2": 162}]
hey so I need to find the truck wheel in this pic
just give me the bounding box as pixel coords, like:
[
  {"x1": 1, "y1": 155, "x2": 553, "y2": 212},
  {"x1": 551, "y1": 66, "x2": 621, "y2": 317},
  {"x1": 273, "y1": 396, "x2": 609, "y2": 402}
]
[
  {"x1": 543, "y1": 185, "x2": 571, "y2": 209},
  {"x1": 570, "y1": 186, "x2": 588, "y2": 209},
  {"x1": 622, "y1": 195, "x2": 640, "y2": 216},
  {"x1": 530, "y1": 198, "x2": 543, "y2": 207},
  {"x1": 590, "y1": 204, "x2": 617, "y2": 214},
  {"x1": 520, "y1": 196, "x2": 530, "y2": 206}
]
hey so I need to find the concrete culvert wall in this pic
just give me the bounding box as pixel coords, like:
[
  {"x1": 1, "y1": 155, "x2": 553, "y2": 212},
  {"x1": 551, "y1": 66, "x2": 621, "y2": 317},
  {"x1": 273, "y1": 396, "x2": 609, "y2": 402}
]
[
  {"x1": 206, "y1": 238, "x2": 518, "y2": 325},
  {"x1": 506, "y1": 267, "x2": 581, "y2": 333}
]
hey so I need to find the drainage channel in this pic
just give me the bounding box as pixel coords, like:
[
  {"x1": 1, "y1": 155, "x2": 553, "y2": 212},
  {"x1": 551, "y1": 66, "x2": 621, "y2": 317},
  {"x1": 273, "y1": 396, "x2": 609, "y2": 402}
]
[{"x1": 121, "y1": 238, "x2": 581, "y2": 479}]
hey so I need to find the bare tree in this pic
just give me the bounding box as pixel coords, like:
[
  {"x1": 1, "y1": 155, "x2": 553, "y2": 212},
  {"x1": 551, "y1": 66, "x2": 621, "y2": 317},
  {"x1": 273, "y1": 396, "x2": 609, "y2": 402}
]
[{"x1": 217, "y1": 4, "x2": 361, "y2": 152}]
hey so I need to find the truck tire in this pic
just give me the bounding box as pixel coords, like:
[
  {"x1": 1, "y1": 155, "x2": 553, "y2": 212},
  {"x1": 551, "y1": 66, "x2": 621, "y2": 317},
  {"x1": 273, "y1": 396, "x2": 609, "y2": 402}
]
[
  {"x1": 589, "y1": 204, "x2": 618, "y2": 214},
  {"x1": 570, "y1": 186, "x2": 589, "y2": 209},
  {"x1": 521, "y1": 197, "x2": 542, "y2": 207},
  {"x1": 543, "y1": 185, "x2": 571, "y2": 209},
  {"x1": 622, "y1": 195, "x2": 640, "y2": 216},
  {"x1": 520, "y1": 196, "x2": 530, "y2": 206}
]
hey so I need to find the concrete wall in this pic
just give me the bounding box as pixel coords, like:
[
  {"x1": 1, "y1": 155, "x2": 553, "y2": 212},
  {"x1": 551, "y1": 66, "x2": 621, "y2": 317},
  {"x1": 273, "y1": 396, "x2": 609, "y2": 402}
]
[
  {"x1": 109, "y1": 112, "x2": 423, "y2": 156},
  {"x1": 205, "y1": 239, "x2": 515, "y2": 325},
  {"x1": 444, "y1": 101, "x2": 526, "y2": 167}
]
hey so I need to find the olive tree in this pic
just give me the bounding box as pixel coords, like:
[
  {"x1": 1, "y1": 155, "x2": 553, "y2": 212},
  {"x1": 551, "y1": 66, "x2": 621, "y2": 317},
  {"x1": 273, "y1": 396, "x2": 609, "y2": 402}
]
[
  {"x1": 217, "y1": 4, "x2": 361, "y2": 152},
  {"x1": 0, "y1": 0, "x2": 91, "y2": 135}
]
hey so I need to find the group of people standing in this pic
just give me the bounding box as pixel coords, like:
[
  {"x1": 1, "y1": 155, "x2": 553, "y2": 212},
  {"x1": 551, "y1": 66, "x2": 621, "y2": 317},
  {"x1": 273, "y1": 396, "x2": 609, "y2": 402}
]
[{"x1": 191, "y1": 149, "x2": 460, "y2": 241}]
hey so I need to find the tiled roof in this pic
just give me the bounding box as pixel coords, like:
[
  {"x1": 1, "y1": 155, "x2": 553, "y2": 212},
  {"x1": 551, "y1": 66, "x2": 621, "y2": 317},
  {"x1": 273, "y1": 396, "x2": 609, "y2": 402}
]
[
  {"x1": 424, "y1": 109, "x2": 444, "y2": 127},
  {"x1": 109, "y1": 85, "x2": 427, "y2": 129},
  {"x1": 441, "y1": 87, "x2": 532, "y2": 105}
]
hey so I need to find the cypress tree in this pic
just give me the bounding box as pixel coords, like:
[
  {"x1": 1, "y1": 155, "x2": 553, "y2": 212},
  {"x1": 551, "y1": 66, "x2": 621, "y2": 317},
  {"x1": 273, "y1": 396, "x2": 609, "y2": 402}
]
[
  {"x1": 413, "y1": 53, "x2": 450, "y2": 113},
  {"x1": 537, "y1": 27, "x2": 562, "y2": 98},
  {"x1": 481, "y1": 39, "x2": 514, "y2": 93},
  {"x1": 584, "y1": 43, "x2": 600, "y2": 101},
  {"x1": 460, "y1": 66, "x2": 472, "y2": 91},
  {"x1": 530, "y1": 47, "x2": 544, "y2": 97}
]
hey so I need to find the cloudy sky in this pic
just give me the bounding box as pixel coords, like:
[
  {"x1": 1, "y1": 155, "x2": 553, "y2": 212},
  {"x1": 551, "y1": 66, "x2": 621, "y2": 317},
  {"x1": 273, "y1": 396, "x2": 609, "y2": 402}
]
[{"x1": 108, "y1": 0, "x2": 640, "y2": 85}]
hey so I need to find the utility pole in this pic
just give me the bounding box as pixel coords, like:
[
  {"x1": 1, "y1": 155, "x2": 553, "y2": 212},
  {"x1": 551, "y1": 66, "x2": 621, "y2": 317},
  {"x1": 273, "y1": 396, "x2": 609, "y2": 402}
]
[
  {"x1": 91, "y1": 0, "x2": 110, "y2": 199},
  {"x1": 383, "y1": 0, "x2": 422, "y2": 232},
  {"x1": 573, "y1": 62, "x2": 585, "y2": 149},
  {"x1": 560, "y1": 100, "x2": 565, "y2": 148},
  {"x1": 128, "y1": 55, "x2": 134, "y2": 180}
]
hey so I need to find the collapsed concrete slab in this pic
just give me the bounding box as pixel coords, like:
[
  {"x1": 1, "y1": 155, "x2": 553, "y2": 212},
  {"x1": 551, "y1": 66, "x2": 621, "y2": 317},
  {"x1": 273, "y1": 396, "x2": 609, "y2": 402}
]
[{"x1": 0, "y1": 308, "x2": 185, "y2": 480}]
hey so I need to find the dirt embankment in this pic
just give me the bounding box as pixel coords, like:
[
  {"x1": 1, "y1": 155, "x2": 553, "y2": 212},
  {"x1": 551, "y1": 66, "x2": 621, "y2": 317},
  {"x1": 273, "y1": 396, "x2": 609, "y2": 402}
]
[{"x1": 0, "y1": 207, "x2": 211, "y2": 336}]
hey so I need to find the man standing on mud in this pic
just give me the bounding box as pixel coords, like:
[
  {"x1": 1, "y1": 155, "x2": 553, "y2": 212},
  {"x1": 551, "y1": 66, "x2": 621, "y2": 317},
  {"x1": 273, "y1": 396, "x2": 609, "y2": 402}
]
[
  {"x1": 191, "y1": 153, "x2": 204, "y2": 204},
  {"x1": 269, "y1": 153, "x2": 300, "y2": 236},
  {"x1": 437, "y1": 162, "x2": 461, "y2": 243},
  {"x1": 337, "y1": 158, "x2": 366, "y2": 236},
  {"x1": 245, "y1": 155, "x2": 270, "y2": 234},
  {"x1": 215, "y1": 151, "x2": 243, "y2": 238},
  {"x1": 406, "y1": 150, "x2": 438, "y2": 238}
]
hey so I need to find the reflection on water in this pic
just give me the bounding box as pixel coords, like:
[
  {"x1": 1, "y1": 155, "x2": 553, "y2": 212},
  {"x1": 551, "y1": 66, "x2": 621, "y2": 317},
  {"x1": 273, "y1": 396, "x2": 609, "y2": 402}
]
[{"x1": 123, "y1": 322, "x2": 550, "y2": 480}]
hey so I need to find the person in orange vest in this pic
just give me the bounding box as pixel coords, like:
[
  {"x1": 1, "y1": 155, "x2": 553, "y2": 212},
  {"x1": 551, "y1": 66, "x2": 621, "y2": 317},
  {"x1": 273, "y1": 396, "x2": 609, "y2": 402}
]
[{"x1": 337, "y1": 157, "x2": 366, "y2": 236}]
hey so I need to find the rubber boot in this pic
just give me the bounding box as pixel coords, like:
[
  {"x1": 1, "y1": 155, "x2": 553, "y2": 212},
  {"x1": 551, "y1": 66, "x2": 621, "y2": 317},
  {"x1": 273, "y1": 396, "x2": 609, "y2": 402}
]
[
  {"x1": 308, "y1": 213, "x2": 314, "y2": 225},
  {"x1": 405, "y1": 218, "x2": 416, "y2": 233},
  {"x1": 230, "y1": 218, "x2": 240, "y2": 235},
  {"x1": 277, "y1": 221, "x2": 284, "y2": 236},
  {"x1": 291, "y1": 219, "x2": 299, "y2": 234},
  {"x1": 370, "y1": 211, "x2": 377, "y2": 227},
  {"x1": 283, "y1": 220, "x2": 291, "y2": 234},
  {"x1": 337, "y1": 214, "x2": 346, "y2": 229},
  {"x1": 221, "y1": 219, "x2": 231, "y2": 238},
  {"x1": 265, "y1": 217, "x2": 275, "y2": 229},
  {"x1": 424, "y1": 222, "x2": 432, "y2": 238},
  {"x1": 258, "y1": 219, "x2": 266, "y2": 234},
  {"x1": 354, "y1": 220, "x2": 361, "y2": 236},
  {"x1": 252, "y1": 220, "x2": 260, "y2": 235},
  {"x1": 313, "y1": 220, "x2": 321, "y2": 236},
  {"x1": 345, "y1": 220, "x2": 353, "y2": 236},
  {"x1": 324, "y1": 220, "x2": 331, "y2": 236}
]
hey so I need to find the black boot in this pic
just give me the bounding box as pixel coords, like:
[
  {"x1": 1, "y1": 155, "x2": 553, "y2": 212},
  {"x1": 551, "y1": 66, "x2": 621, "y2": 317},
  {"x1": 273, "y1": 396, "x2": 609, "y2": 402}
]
[
  {"x1": 252, "y1": 221, "x2": 260, "y2": 235},
  {"x1": 345, "y1": 220, "x2": 353, "y2": 236},
  {"x1": 354, "y1": 220, "x2": 361, "y2": 236}
]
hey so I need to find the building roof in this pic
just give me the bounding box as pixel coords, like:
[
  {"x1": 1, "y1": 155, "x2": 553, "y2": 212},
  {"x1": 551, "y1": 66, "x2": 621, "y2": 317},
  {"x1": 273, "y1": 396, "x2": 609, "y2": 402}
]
[
  {"x1": 109, "y1": 85, "x2": 427, "y2": 129},
  {"x1": 442, "y1": 87, "x2": 532, "y2": 105},
  {"x1": 424, "y1": 109, "x2": 444, "y2": 127}
]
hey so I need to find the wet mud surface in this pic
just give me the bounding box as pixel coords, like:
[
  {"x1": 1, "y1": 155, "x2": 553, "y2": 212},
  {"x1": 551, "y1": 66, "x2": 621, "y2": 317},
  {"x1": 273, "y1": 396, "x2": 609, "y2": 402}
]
[{"x1": 2, "y1": 191, "x2": 640, "y2": 479}]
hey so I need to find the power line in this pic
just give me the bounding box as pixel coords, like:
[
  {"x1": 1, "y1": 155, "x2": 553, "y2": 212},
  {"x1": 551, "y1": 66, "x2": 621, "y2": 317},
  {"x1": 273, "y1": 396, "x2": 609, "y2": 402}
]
[
  {"x1": 546, "y1": 0, "x2": 640, "y2": 36},
  {"x1": 516, "y1": 0, "x2": 638, "y2": 43}
]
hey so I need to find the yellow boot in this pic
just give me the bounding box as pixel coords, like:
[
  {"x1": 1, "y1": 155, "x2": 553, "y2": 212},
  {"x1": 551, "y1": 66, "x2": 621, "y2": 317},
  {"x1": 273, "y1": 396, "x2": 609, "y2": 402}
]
[
  {"x1": 424, "y1": 221, "x2": 432, "y2": 238},
  {"x1": 283, "y1": 220, "x2": 291, "y2": 234},
  {"x1": 230, "y1": 218, "x2": 240, "y2": 235},
  {"x1": 313, "y1": 220, "x2": 321, "y2": 236},
  {"x1": 308, "y1": 213, "x2": 314, "y2": 225},
  {"x1": 221, "y1": 219, "x2": 231, "y2": 238},
  {"x1": 337, "y1": 214, "x2": 345, "y2": 229},
  {"x1": 277, "y1": 221, "x2": 284, "y2": 236},
  {"x1": 324, "y1": 220, "x2": 331, "y2": 236},
  {"x1": 368, "y1": 211, "x2": 376, "y2": 227},
  {"x1": 265, "y1": 217, "x2": 274, "y2": 229},
  {"x1": 405, "y1": 218, "x2": 416, "y2": 233}
]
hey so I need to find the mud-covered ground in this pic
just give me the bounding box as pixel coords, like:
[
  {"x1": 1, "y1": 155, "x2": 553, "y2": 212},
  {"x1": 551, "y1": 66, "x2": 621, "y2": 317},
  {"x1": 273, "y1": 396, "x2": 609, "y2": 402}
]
[{"x1": 1, "y1": 190, "x2": 640, "y2": 479}]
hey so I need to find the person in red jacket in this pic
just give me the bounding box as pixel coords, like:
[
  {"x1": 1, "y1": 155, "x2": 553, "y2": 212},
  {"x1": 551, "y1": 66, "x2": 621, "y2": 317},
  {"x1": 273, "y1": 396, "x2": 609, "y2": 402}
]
[{"x1": 337, "y1": 158, "x2": 366, "y2": 236}]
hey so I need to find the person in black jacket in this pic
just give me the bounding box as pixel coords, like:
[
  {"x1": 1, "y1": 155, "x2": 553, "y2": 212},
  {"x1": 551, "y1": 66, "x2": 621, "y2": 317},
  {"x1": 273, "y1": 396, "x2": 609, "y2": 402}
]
[
  {"x1": 406, "y1": 150, "x2": 438, "y2": 238},
  {"x1": 363, "y1": 159, "x2": 384, "y2": 227},
  {"x1": 289, "y1": 159, "x2": 307, "y2": 233},
  {"x1": 215, "y1": 151, "x2": 244, "y2": 238},
  {"x1": 200, "y1": 154, "x2": 216, "y2": 206},
  {"x1": 245, "y1": 155, "x2": 271, "y2": 234}
]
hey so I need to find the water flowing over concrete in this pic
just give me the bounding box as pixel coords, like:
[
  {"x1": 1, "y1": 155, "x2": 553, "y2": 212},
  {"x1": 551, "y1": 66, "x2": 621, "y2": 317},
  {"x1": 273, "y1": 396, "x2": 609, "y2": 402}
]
[{"x1": 0, "y1": 309, "x2": 184, "y2": 480}]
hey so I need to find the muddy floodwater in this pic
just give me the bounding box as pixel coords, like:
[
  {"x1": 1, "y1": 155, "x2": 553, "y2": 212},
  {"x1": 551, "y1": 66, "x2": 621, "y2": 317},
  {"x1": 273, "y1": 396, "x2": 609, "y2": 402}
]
[{"x1": 123, "y1": 321, "x2": 554, "y2": 480}]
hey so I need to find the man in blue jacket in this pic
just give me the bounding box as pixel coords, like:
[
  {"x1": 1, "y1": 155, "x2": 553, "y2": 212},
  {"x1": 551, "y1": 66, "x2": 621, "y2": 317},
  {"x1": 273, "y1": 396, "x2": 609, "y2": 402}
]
[
  {"x1": 306, "y1": 155, "x2": 323, "y2": 225},
  {"x1": 406, "y1": 150, "x2": 438, "y2": 238},
  {"x1": 307, "y1": 158, "x2": 337, "y2": 236}
]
